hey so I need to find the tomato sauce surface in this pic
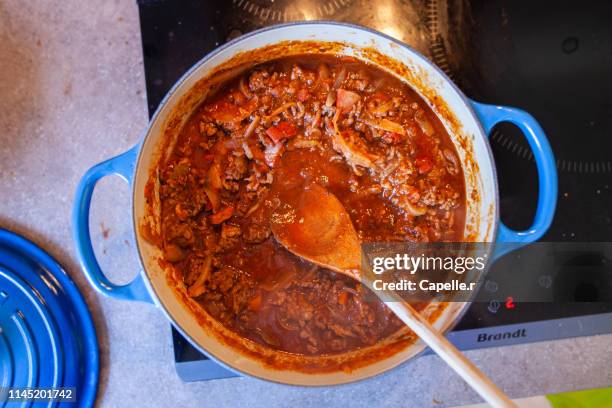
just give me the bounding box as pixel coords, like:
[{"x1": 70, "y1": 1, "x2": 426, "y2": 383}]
[{"x1": 153, "y1": 55, "x2": 465, "y2": 355}]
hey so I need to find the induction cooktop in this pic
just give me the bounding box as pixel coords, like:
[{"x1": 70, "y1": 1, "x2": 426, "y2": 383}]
[{"x1": 136, "y1": 0, "x2": 612, "y2": 381}]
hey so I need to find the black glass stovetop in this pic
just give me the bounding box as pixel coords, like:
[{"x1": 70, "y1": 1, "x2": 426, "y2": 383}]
[{"x1": 137, "y1": 0, "x2": 612, "y2": 381}]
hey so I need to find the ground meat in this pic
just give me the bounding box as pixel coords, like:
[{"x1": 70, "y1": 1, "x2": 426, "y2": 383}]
[
  {"x1": 245, "y1": 165, "x2": 273, "y2": 192},
  {"x1": 165, "y1": 222, "x2": 194, "y2": 247},
  {"x1": 243, "y1": 223, "x2": 271, "y2": 243},
  {"x1": 153, "y1": 55, "x2": 466, "y2": 356},
  {"x1": 225, "y1": 153, "x2": 248, "y2": 180},
  {"x1": 221, "y1": 223, "x2": 241, "y2": 238},
  {"x1": 249, "y1": 70, "x2": 269, "y2": 92},
  {"x1": 199, "y1": 120, "x2": 217, "y2": 137}
]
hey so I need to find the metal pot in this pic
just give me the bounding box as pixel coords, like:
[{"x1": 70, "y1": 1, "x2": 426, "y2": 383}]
[{"x1": 73, "y1": 22, "x2": 557, "y2": 386}]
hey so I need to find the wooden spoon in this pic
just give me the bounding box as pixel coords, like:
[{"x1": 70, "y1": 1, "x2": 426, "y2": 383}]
[{"x1": 271, "y1": 183, "x2": 516, "y2": 408}]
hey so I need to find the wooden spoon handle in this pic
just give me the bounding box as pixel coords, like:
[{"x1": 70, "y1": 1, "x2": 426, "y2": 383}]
[{"x1": 385, "y1": 301, "x2": 517, "y2": 408}]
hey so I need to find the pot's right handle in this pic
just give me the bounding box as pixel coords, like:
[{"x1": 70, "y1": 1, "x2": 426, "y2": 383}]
[
  {"x1": 470, "y1": 101, "x2": 557, "y2": 247},
  {"x1": 72, "y1": 145, "x2": 153, "y2": 303}
]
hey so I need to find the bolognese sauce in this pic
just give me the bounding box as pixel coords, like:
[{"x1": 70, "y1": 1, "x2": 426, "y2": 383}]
[{"x1": 149, "y1": 55, "x2": 465, "y2": 355}]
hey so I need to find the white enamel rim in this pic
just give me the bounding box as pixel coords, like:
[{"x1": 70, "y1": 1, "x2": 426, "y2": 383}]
[{"x1": 131, "y1": 22, "x2": 499, "y2": 386}]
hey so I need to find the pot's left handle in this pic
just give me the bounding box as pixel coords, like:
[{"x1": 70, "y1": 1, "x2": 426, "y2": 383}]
[{"x1": 72, "y1": 145, "x2": 153, "y2": 303}]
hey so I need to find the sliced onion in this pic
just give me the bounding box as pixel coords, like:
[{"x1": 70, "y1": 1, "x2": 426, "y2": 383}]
[
  {"x1": 379, "y1": 160, "x2": 400, "y2": 179},
  {"x1": 371, "y1": 100, "x2": 393, "y2": 116},
  {"x1": 310, "y1": 110, "x2": 321, "y2": 129},
  {"x1": 260, "y1": 268, "x2": 295, "y2": 291},
  {"x1": 402, "y1": 199, "x2": 428, "y2": 216},
  {"x1": 363, "y1": 118, "x2": 405, "y2": 135},
  {"x1": 206, "y1": 163, "x2": 223, "y2": 190},
  {"x1": 317, "y1": 63, "x2": 330, "y2": 81},
  {"x1": 332, "y1": 111, "x2": 377, "y2": 169},
  {"x1": 325, "y1": 91, "x2": 336, "y2": 108},
  {"x1": 290, "y1": 139, "x2": 320, "y2": 150},
  {"x1": 341, "y1": 286, "x2": 360, "y2": 296},
  {"x1": 333, "y1": 67, "x2": 347, "y2": 89},
  {"x1": 295, "y1": 102, "x2": 305, "y2": 119},
  {"x1": 415, "y1": 113, "x2": 435, "y2": 136},
  {"x1": 187, "y1": 255, "x2": 212, "y2": 298},
  {"x1": 203, "y1": 185, "x2": 220, "y2": 211},
  {"x1": 443, "y1": 148, "x2": 460, "y2": 175},
  {"x1": 242, "y1": 115, "x2": 260, "y2": 140},
  {"x1": 245, "y1": 202, "x2": 260, "y2": 216},
  {"x1": 239, "y1": 76, "x2": 252, "y2": 99},
  {"x1": 325, "y1": 304, "x2": 351, "y2": 325},
  {"x1": 242, "y1": 141, "x2": 254, "y2": 159},
  {"x1": 266, "y1": 102, "x2": 295, "y2": 120}
]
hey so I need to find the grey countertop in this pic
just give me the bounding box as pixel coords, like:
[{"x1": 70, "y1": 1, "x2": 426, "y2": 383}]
[{"x1": 1, "y1": 1, "x2": 611, "y2": 407}]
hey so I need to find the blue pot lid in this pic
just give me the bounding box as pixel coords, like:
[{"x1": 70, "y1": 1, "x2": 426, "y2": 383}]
[{"x1": 0, "y1": 229, "x2": 99, "y2": 407}]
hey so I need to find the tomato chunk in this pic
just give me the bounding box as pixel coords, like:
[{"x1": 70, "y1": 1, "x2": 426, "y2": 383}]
[
  {"x1": 336, "y1": 88, "x2": 361, "y2": 112},
  {"x1": 370, "y1": 91, "x2": 390, "y2": 102},
  {"x1": 248, "y1": 293, "x2": 262, "y2": 311},
  {"x1": 264, "y1": 142, "x2": 286, "y2": 168},
  {"x1": 415, "y1": 156, "x2": 433, "y2": 174},
  {"x1": 210, "y1": 205, "x2": 234, "y2": 224},
  {"x1": 193, "y1": 148, "x2": 215, "y2": 168},
  {"x1": 382, "y1": 131, "x2": 404, "y2": 144},
  {"x1": 266, "y1": 121, "x2": 297, "y2": 143},
  {"x1": 205, "y1": 100, "x2": 241, "y2": 123},
  {"x1": 297, "y1": 88, "x2": 310, "y2": 102}
]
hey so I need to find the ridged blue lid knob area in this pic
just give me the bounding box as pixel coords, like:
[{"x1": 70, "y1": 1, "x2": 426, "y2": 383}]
[{"x1": 0, "y1": 229, "x2": 99, "y2": 407}]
